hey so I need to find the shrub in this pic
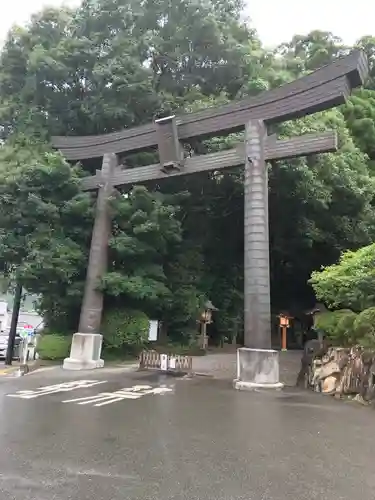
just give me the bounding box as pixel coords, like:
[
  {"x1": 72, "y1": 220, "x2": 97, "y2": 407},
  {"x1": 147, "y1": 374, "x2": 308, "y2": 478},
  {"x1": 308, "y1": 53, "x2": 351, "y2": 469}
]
[
  {"x1": 314, "y1": 310, "x2": 353, "y2": 341},
  {"x1": 309, "y1": 244, "x2": 375, "y2": 311},
  {"x1": 335, "y1": 310, "x2": 358, "y2": 346},
  {"x1": 354, "y1": 307, "x2": 375, "y2": 347},
  {"x1": 101, "y1": 308, "x2": 149, "y2": 355},
  {"x1": 37, "y1": 334, "x2": 72, "y2": 360}
]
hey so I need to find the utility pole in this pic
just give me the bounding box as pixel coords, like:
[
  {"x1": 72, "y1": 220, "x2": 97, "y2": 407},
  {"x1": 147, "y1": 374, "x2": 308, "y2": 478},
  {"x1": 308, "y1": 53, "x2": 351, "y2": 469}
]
[{"x1": 5, "y1": 282, "x2": 22, "y2": 365}]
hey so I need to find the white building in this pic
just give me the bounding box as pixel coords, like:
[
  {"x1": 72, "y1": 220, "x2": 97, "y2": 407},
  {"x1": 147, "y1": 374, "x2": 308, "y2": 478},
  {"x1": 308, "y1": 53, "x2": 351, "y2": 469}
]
[{"x1": 0, "y1": 301, "x2": 8, "y2": 331}]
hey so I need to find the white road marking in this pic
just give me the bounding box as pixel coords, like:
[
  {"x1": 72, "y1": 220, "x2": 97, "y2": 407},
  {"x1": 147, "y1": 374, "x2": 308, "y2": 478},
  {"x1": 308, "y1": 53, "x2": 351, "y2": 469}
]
[
  {"x1": 129, "y1": 385, "x2": 153, "y2": 391},
  {"x1": 7, "y1": 380, "x2": 107, "y2": 399},
  {"x1": 94, "y1": 394, "x2": 142, "y2": 407},
  {"x1": 6, "y1": 381, "x2": 174, "y2": 407},
  {"x1": 150, "y1": 387, "x2": 174, "y2": 394},
  {"x1": 62, "y1": 384, "x2": 174, "y2": 407}
]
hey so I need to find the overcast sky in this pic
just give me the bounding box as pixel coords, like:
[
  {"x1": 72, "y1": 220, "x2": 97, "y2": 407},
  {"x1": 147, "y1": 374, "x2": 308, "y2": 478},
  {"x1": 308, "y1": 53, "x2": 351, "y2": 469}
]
[{"x1": 1, "y1": 0, "x2": 374, "y2": 47}]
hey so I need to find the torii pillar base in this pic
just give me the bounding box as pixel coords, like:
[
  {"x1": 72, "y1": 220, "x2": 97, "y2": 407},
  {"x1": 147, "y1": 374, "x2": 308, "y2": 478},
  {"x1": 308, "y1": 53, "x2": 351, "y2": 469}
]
[
  {"x1": 233, "y1": 348, "x2": 284, "y2": 390},
  {"x1": 63, "y1": 333, "x2": 104, "y2": 371}
]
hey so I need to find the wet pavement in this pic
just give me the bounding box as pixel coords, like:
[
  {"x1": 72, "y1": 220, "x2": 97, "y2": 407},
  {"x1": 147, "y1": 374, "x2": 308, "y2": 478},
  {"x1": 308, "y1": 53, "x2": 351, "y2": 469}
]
[{"x1": 0, "y1": 369, "x2": 374, "y2": 500}]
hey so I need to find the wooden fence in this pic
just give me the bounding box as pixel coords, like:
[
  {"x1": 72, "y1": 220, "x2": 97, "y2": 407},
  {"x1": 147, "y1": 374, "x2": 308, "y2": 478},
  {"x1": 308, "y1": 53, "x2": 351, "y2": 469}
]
[{"x1": 139, "y1": 350, "x2": 192, "y2": 374}]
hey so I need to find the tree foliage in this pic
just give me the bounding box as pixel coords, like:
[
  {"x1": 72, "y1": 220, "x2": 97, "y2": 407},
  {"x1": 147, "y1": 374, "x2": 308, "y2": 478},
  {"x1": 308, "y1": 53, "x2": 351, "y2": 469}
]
[
  {"x1": 0, "y1": 138, "x2": 92, "y2": 330},
  {"x1": 310, "y1": 244, "x2": 375, "y2": 312},
  {"x1": 101, "y1": 307, "x2": 149, "y2": 353},
  {"x1": 353, "y1": 307, "x2": 375, "y2": 347},
  {"x1": 335, "y1": 310, "x2": 358, "y2": 346}
]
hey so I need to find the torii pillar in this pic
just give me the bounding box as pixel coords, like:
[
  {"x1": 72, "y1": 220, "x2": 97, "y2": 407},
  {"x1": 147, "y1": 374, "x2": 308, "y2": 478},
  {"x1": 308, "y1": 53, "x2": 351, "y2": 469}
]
[
  {"x1": 234, "y1": 120, "x2": 283, "y2": 390},
  {"x1": 63, "y1": 153, "x2": 117, "y2": 370}
]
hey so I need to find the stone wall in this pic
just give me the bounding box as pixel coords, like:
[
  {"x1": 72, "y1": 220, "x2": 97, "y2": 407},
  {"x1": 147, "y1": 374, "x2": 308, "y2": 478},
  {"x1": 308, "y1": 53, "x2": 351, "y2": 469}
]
[{"x1": 309, "y1": 346, "x2": 375, "y2": 403}]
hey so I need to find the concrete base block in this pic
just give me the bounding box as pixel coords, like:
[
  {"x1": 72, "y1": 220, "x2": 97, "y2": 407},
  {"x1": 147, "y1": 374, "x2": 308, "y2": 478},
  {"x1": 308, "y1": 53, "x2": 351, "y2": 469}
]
[
  {"x1": 234, "y1": 347, "x2": 284, "y2": 390},
  {"x1": 233, "y1": 380, "x2": 284, "y2": 391},
  {"x1": 63, "y1": 333, "x2": 104, "y2": 371}
]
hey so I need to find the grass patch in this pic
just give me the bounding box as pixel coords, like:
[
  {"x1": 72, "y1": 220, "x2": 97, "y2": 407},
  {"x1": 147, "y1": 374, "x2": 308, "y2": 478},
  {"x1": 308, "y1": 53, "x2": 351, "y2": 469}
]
[{"x1": 101, "y1": 349, "x2": 138, "y2": 363}]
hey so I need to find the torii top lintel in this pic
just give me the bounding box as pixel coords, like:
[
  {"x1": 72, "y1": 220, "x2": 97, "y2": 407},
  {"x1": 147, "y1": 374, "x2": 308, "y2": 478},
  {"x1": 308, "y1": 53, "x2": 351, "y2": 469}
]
[{"x1": 52, "y1": 50, "x2": 368, "y2": 161}]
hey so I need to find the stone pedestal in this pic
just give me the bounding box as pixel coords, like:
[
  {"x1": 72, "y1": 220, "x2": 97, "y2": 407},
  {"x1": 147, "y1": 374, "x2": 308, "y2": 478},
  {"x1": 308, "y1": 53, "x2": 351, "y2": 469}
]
[
  {"x1": 234, "y1": 347, "x2": 283, "y2": 390},
  {"x1": 63, "y1": 333, "x2": 104, "y2": 370}
]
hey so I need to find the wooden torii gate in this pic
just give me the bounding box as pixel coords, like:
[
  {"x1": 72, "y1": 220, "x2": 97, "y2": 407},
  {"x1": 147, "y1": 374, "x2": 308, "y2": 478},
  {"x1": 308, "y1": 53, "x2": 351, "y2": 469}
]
[{"x1": 52, "y1": 51, "x2": 367, "y2": 376}]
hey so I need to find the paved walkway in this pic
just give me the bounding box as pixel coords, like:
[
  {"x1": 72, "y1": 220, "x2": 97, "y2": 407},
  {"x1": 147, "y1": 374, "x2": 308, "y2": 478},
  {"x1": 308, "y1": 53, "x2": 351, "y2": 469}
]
[
  {"x1": 1, "y1": 368, "x2": 374, "y2": 500},
  {"x1": 192, "y1": 349, "x2": 301, "y2": 386}
]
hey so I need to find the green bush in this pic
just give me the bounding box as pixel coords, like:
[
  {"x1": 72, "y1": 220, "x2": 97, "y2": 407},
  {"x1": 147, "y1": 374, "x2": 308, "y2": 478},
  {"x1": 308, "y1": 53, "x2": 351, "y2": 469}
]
[
  {"x1": 37, "y1": 334, "x2": 72, "y2": 360},
  {"x1": 101, "y1": 308, "x2": 149, "y2": 355},
  {"x1": 310, "y1": 244, "x2": 375, "y2": 312},
  {"x1": 314, "y1": 310, "x2": 353, "y2": 341},
  {"x1": 335, "y1": 310, "x2": 358, "y2": 345},
  {"x1": 354, "y1": 307, "x2": 375, "y2": 347}
]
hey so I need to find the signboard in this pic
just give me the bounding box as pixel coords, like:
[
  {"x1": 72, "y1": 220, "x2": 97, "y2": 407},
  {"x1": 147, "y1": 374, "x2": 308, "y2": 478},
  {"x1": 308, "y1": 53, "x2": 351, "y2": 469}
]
[
  {"x1": 148, "y1": 320, "x2": 158, "y2": 341},
  {"x1": 160, "y1": 354, "x2": 168, "y2": 371},
  {"x1": 19, "y1": 326, "x2": 35, "y2": 338}
]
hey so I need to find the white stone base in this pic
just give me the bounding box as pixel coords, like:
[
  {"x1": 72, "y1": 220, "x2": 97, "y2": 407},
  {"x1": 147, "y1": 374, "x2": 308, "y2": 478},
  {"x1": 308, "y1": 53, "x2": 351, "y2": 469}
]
[
  {"x1": 63, "y1": 358, "x2": 105, "y2": 370},
  {"x1": 234, "y1": 347, "x2": 284, "y2": 390},
  {"x1": 233, "y1": 380, "x2": 284, "y2": 391},
  {"x1": 63, "y1": 333, "x2": 104, "y2": 371}
]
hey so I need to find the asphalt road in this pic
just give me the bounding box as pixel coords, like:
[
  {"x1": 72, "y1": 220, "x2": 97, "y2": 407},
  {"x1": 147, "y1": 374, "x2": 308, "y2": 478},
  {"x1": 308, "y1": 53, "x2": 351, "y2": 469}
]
[{"x1": 0, "y1": 369, "x2": 374, "y2": 500}]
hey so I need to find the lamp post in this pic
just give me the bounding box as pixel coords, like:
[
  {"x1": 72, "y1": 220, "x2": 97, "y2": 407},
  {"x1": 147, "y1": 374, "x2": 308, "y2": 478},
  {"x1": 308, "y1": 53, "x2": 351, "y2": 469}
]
[
  {"x1": 278, "y1": 314, "x2": 292, "y2": 351},
  {"x1": 199, "y1": 300, "x2": 218, "y2": 349}
]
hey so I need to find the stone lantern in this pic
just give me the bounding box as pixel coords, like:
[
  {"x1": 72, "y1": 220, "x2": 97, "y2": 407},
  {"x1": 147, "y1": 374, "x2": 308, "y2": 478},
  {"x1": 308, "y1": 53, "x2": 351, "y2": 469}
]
[{"x1": 199, "y1": 300, "x2": 218, "y2": 349}]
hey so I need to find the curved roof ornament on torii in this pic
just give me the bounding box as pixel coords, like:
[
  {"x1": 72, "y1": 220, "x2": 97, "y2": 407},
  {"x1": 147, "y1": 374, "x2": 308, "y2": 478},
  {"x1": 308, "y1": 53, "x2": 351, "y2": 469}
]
[{"x1": 51, "y1": 51, "x2": 368, "y2": 372}]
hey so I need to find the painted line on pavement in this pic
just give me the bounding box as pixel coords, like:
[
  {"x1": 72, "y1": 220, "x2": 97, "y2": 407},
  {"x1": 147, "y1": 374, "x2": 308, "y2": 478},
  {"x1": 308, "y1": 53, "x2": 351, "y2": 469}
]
[
  {"x1": 6, "y1": 380, "x2": 108, "y2": 399},
  {"x1": 6, "y1": 381, "x2": 174, "y2": 407},
  {"x1": 62, "y1": 384, "x2": 174, "y2": 407}
]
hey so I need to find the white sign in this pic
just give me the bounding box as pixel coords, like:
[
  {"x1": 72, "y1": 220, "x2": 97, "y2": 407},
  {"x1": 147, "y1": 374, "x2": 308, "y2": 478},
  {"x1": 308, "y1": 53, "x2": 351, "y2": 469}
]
[
  {"x1": 148, "y1": 320, "x2": 158, "y2": 341},
  {"x1": 160, "y1": 354, "x2": 168, "y2": 371},
  {"x1": 7, "y1": 380, "x2": 107, "y2": 400},
  {"x1": 62, "y1": 384, "x2": 173, "y2": 407}
]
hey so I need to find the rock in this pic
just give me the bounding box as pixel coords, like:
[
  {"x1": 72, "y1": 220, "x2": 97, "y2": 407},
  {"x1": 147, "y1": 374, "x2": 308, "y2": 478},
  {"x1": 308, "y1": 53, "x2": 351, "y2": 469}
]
[
  {"x1": 352, "y1": 393, "x2": 369, "y2": 405},
  {"x1": 321, "y1": 374, "x2": 341, "y2": 394},
  {"x1": 301, "y1": 344, "x2": 375, "y2": 404},
  {"x1": 317, "y1": 360, "x2": 341, "y2": 380}
]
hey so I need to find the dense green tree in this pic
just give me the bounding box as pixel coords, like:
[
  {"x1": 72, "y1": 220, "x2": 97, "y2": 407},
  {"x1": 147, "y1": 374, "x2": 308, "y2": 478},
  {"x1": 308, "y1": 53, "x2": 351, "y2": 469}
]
[
  {"x1": 0, "y1": 143, "x2": 196, "y2": 335},
  {"x1": 103, "y1": 186, "x2": 183, "y2": 316},
  {"x1": 0, "y1": 0, "x2": 260, "y2": 139},
  {"x1": 0, "y1": 5, "x2": 159, "y2": 138},
  {"x1": 276, "y1": 30, "x2": 349, "y2": 73},
  {"x1": 0, "y1": 137, "x2": 93, "y2": 330},
  {"x1": 310, "y1": 243, "x2": 375, "y2": 312},
  {"x1": 269, "y1": 109, "x2": 375, "y2": 309},
  {"x1": 342, "y1": 90, "x2": 375, "y2": 169},
  {"x1": 276, "y1": 31, "x2": 375, "y2": 169}
]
